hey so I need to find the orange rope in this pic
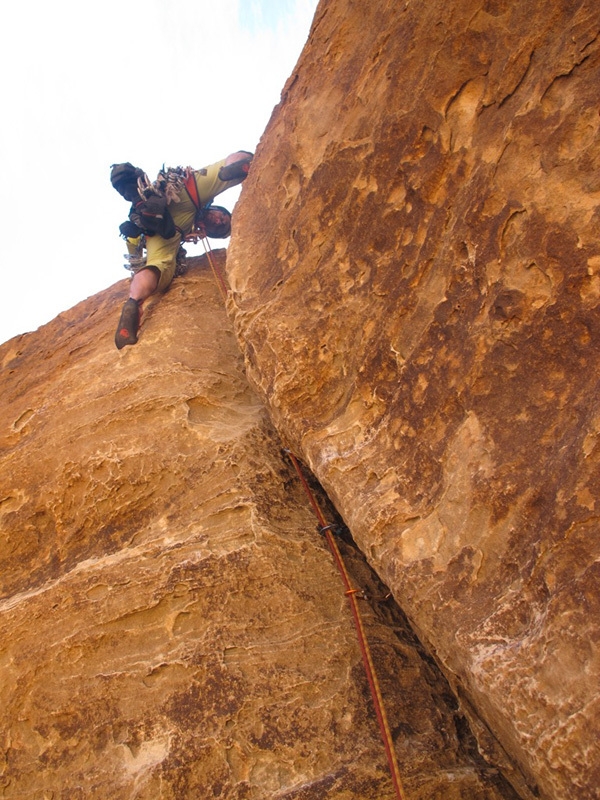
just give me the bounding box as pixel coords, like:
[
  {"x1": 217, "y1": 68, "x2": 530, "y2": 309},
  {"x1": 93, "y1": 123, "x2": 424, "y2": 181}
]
[
  {"x1": 284, "y1": 450, "x2": 407, "y2": 800},
  {"x1": 201, "y1": 237, "x2": 229, "y2": 301},
  {"x1": 181, "y1": 173, "x2": 228, "y2": 297},
  {"x1": 202, "y1": 253, "x2": 406, "y2": 797}
]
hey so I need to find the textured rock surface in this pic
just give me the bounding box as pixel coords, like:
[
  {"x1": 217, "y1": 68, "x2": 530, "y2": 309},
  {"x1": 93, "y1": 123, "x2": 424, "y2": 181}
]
[
  {"x1": 0, "y1": 254, "x2": 517, "y2": 798},
  {"x1": 226, "y1": 2, "x2": 600, "y2": 799}
]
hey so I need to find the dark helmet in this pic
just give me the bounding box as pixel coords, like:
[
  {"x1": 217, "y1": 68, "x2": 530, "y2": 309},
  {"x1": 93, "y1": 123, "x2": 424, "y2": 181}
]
[
  {"x1": 110, "y1": 162, "x2": 145, "y2": 202},
  {"x1": 203, "y1": 205, "x2": 232, "y2": 238}
]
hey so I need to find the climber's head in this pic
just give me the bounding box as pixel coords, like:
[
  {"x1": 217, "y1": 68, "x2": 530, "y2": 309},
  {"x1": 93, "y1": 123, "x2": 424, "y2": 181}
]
[{"x1": 202, "y1": 206, "x2": 232, "y2": 239}]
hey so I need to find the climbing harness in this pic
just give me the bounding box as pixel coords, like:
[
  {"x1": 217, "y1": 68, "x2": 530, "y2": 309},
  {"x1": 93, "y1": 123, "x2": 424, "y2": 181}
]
[
  {"x1": 121, "y1": 218, "x2": 228, "y2": 294},
  {"x1": 284, "y1": 450, "x2": 408, "y2": 800},
  {"x1": 181, "y1": 172, "x2": 230, "y2": 300}
]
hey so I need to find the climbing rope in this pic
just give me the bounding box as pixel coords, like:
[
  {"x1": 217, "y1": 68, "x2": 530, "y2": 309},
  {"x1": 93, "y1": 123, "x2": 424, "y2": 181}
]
[
  {"x1": 183, "y1": 230, "x2": 229, "y2": 301},
  {"x1": 284, "y1": 450, "x2": 407, "y2": 800},
  {"x1": 200, "y1": 247, "x2": 407, "y2": 798},
  {"x1": 201, "y1": 237, "x2": 229, "y2": 301}
]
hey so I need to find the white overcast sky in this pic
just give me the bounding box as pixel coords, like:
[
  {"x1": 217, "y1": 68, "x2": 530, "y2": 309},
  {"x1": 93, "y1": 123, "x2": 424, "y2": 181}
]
[{"x1": 0, "y1": 0, "x2": 318, "y2": 345}]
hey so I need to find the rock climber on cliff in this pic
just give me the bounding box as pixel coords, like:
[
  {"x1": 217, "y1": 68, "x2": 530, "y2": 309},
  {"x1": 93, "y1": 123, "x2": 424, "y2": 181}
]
[{"x1": 110, "y1": 151, "x2": 253, "y2": 350}]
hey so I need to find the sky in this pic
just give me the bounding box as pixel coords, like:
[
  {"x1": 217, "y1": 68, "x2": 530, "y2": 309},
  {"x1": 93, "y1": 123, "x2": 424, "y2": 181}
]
[{"x1": 0, "y1": 0, "x2": 319, "y2": 345}]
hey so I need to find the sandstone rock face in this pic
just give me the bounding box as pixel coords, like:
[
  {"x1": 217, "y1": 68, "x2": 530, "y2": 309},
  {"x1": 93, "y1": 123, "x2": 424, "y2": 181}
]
[
  {"x1": 226, "y1": 2, "x2": 600, "y2": 799},
  {"x1": 0, "y1": 255, "x2": 517, "y2": 798}
]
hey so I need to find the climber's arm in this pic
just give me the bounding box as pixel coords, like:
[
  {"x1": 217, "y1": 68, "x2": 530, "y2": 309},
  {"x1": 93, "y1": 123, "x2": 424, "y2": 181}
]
[{"x1": 218, "y1": 151, "x2": 254, "y2": 182}]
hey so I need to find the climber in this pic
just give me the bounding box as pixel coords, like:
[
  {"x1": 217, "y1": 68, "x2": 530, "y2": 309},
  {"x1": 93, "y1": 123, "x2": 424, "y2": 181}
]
[{"x1": 111, "y1": 151, "x2": 253, "y2": 350}]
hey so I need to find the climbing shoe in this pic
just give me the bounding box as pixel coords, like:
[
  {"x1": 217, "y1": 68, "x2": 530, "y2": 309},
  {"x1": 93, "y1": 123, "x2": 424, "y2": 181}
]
[{"x1": 115, "y1": 298, "x2": 140, "y2": 350}]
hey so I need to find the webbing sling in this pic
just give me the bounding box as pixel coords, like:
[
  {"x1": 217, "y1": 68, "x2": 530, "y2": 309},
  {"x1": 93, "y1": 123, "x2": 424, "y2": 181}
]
[{"x1": 184, "y1": 173, "x2": 202, "y2": 212}]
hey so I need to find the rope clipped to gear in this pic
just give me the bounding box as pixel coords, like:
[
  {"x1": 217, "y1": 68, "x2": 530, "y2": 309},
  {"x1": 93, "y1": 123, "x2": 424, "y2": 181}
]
[{"x1": 284, "y1": 449, "x2": 408, "y2": 800}]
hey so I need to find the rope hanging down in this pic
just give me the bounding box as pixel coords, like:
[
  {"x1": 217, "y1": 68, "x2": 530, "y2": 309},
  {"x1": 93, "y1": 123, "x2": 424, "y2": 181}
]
[
  {"x1": 284, "y1": 450, "x2": 408, "y2": 800},
  {"x1": 200, "y1": 249, "x2": 406, "y2": 797},
  {"x1": 183, "y1": 232, "x2": 229, "y2": 301},
  {"x1": 202, "y1": 238, "x2": 229, "y2": 301}
]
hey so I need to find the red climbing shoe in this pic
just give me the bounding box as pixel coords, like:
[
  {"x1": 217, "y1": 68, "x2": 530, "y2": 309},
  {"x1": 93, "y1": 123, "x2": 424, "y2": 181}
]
[{"x1": 115, "y1": 298, "x2": 140, "y2": 349}]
